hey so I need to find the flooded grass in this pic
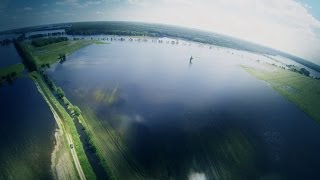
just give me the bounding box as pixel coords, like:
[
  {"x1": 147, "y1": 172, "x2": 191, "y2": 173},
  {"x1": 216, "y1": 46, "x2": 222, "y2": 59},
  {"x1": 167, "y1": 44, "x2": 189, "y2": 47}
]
[
  {"x1": 242, "y1": 64, "x2": 320, "y2": 123},
  {"x1": 93, "y1": 87, "x2": 120, "y2": 106},
  {"x1": 0, "y1": 63, "x2": 24, "y2": 84},
  {"x1": 0, "y1": 63, "x2": 24, "y2": 77},
  {"x1": 78, "y1": 108, "x2": 146, "y2": 179},
  {"x1": 45, "y1": 38, "x2": 320, "y2": 179},
  {"x1": 23, "y1": 40, "x2": 95, "y2": 66}
]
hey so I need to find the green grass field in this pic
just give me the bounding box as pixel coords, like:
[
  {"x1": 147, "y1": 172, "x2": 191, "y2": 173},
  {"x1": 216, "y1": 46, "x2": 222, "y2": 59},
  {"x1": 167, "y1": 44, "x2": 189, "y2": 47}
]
[
  {"x1": 23, "y1": 40, "x2": 94, "y2": 66},
  {"x1": 0, "y1": 63, "x2": 25, "y2": 83},
  {"x1": 0, "y1": 63, "x2": 24, "y2": 76},
  {"x1": 242, "y1": 64, "x2": 320, "y2": 123}
]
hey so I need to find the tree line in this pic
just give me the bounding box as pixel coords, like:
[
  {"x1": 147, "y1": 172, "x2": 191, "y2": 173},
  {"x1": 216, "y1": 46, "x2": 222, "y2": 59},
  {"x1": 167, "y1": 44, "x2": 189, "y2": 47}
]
[
  {"x1": 14, "y1": 42, "x2": 38, "y2": 71},
  {"x1": 0, "y1": 39, "x2": 12, "y2": 46},
  {"x1": 31, "y1": 37, "x2": 68, "y2": 47}
]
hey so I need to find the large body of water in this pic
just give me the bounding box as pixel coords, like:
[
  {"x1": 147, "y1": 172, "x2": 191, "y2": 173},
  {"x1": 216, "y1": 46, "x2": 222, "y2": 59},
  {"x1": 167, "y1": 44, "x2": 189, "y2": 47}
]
[
  {"x1": 47, "y1": 40, "x2": 320, "y2": 179},
  {"x1": 0, "y1": 35, "x2": 55, "y2": 179}
]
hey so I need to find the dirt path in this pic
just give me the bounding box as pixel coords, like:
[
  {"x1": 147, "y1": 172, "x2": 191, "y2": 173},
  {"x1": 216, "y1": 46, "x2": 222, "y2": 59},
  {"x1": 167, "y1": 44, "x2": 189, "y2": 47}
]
[{"x1": 66, "y1": 134, "x2": 86, "y2": 180}]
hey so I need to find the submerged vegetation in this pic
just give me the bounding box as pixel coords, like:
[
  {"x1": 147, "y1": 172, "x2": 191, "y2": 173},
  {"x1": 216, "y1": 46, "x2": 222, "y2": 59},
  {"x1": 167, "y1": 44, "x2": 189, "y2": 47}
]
[
  {"x1": 0, "y1": 63, "x2": 24, "y2": 85},
  {"x1": 79, "y1": 109, "x2": 146, "y2": 180},
  {"x1": 93, "y1": 88, "x2": 120, "y2": 106},
  {"x1": 242, "y1": 64, "x2": 320, "y2": 123}
]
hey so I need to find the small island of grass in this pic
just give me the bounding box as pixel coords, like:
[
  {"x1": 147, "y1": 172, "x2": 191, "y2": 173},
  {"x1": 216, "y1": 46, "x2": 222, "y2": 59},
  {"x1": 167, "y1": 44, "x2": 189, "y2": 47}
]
[
  {"x1": 15, "y1": 39, "x2": 96, "y2": 68},
  {"x1": 0, "y1": 63, "x2": 25, "y2": 85}
]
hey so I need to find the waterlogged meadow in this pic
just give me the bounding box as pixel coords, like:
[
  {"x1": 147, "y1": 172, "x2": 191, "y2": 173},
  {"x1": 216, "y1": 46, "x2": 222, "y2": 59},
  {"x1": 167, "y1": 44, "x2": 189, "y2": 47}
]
[{"x1": 46, "y1": 38, "x2": 320, "y2": 179}]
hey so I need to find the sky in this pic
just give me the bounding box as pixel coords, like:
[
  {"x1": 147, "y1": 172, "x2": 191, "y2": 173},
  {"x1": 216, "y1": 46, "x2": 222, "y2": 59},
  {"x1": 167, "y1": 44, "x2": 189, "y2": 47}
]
[{"x1": 0, "y1": 0, "x2": 320, "y2": 65}]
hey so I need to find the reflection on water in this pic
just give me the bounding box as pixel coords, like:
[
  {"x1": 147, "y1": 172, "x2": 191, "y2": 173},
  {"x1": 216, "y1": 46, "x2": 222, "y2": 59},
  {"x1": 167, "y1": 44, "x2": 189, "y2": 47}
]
[
  {"x1": 0, "y1": 78, "x2": 55, "y2": 179},
  {"x1": 0, "y1": 44, "x2": 24, "y2": 68},
  {"x1": 48, "y1": 40, "x2": 320, "y2": 179}
]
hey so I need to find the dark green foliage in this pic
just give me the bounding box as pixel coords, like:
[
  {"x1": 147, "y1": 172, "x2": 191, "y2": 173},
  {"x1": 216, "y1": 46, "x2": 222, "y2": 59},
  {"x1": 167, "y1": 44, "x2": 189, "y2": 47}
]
[
  {"x1": 29, "y1": 34, "x2": 45, "y2": 39},
  {"x1": 286, "y1": 65, "x2": 311, "y2": 77},
  {"x1": 59, "y1": 53, "x2": 66, "y2": 64},
  {"x1": 0, "y1": 63, "x2": 25, "y2": 84},
  {"x1": 14, "y1": 42, "x2": 37, "y2": 71},
  {"x1": 0, "y1": 39, "x2": 11, "y2": 46},
  {"x1": 73, "y1": 106, "x2": 81, "y2": 116},
  {"x1": 300, "y1": 68, "x2": 310, "y2": 76},
  {"x1": 31, "y1": 37, "x2": 68, "y2": 47},
  {"x1": 56, "y1": 87, "x2": 65, "y2": 98}
]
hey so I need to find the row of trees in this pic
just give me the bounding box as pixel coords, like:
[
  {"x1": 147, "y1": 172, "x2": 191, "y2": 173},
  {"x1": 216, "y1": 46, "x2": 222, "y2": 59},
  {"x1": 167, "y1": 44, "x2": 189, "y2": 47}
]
[
  {"x1": 41, "y1": 70, "x2": 81, "y2": 117},
  {"x1": 29, "y1": 32, "x2": 65, "y2": 39},
  {"x1": 286, "y1": 65, "x2": 310, "y2": 77},
  {"x1": 59, "y1": 53, "x2": 66, "y2": 64},
  {"x1": 0, "y1": 39, "x2": 11, "y2": 46},
  {"x1": 0, "y1": 72, "x2": 17, "y2": 86},
  {"x1": 299, "y1": 68, "x2": 310, "y2": 77},
  {"x1": 31, "y1": 37, "x2": 68, "y2": 47}
]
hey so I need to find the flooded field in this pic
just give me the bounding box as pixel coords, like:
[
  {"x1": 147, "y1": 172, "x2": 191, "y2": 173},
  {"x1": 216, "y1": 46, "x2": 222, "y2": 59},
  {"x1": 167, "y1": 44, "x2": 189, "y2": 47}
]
[{"x1": 46, "y1": 39, "x2": 320, "y2": 179}]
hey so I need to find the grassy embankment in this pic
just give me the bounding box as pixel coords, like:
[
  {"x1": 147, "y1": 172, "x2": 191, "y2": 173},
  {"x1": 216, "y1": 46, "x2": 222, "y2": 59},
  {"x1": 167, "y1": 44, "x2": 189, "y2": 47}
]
[
  {"x1": 22, "y1": 40, "x2": 94, "y2": 66},
  {"x1": 30, "y1": 72, "x2": 96, "y2": 180},
  {"x1": 0, "y1": 63, "x2": 25, "y2": 84},
  {"x1": 17, "y1": 40, "x2": 97, "y2": 179},
  {"x1": 30, "y1": 72, "x2": 79, "y2": 180},
  {"x1": 241, "y1": 64, "x2": 320, "y2": 123},
  {"x1": 20, "y1": 38, "x2": 145, "y2": 179}
]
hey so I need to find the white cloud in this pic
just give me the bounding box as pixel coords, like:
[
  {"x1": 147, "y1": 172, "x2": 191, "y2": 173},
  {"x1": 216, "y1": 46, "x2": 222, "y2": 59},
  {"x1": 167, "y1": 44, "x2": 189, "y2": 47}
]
[
  {"x1": 114, "y1": 0, "x2": 320, "y2": 64},
  {"x1": 24, "y1": 7, "x2": 33, "y2": 11},
  {"x1": 128, "y1": 0, "x2": 144, "y2": 5},
  {"x1": 96, "y1": 11, "x2": 104, "y2": 15},
  {"x1": 304, "y1": 3, "x2": 312, "y2": 9}
]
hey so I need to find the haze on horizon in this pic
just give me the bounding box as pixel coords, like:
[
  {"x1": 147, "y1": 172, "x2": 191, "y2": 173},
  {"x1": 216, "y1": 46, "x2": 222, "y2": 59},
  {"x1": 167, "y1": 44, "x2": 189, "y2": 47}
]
[{"x1": 1, "y1": 0, "x2": 320, "y2": 65}]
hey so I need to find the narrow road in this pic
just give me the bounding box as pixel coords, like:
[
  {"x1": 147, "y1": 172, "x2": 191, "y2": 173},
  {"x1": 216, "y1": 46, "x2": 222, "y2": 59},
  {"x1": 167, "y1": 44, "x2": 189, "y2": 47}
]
[{"x1": 67, "y1": 134, "x2": 87, "y2": 180}]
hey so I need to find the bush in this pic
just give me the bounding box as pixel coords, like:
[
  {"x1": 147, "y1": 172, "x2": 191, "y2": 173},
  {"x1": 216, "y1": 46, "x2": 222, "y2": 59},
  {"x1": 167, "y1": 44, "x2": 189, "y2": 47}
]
[{"x1": 56, "y1": 87, "x2": 65, "y2": 98}]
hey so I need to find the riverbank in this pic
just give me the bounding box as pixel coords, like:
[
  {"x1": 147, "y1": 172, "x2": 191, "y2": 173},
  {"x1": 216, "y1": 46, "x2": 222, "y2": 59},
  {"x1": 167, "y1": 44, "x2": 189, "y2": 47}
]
[
  {"x1": 19, "y1": 40, "x2": 95, "y2": 67},
  {"x1": 14, "y1": 38, "x2": 99, "y2": 179}
]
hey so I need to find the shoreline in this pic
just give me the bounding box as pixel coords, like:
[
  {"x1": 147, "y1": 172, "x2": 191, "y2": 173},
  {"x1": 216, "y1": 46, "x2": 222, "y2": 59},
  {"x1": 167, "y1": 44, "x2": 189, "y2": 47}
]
[{"x1": 32, "y1": 74, "x2": 79, "y2": 179}]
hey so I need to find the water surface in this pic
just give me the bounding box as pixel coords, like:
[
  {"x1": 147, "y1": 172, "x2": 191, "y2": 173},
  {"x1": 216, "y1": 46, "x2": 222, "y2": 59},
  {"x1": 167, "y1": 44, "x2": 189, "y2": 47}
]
[
  {"x1": 0, "y1": 44, "x2": 23, "y2": 68},
  {"x1": 48, "y1": 40, "x2": 320, "y2": 179},
  {"x1": 0, "y1": 77, "x2": 55, "y2": 179}
]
